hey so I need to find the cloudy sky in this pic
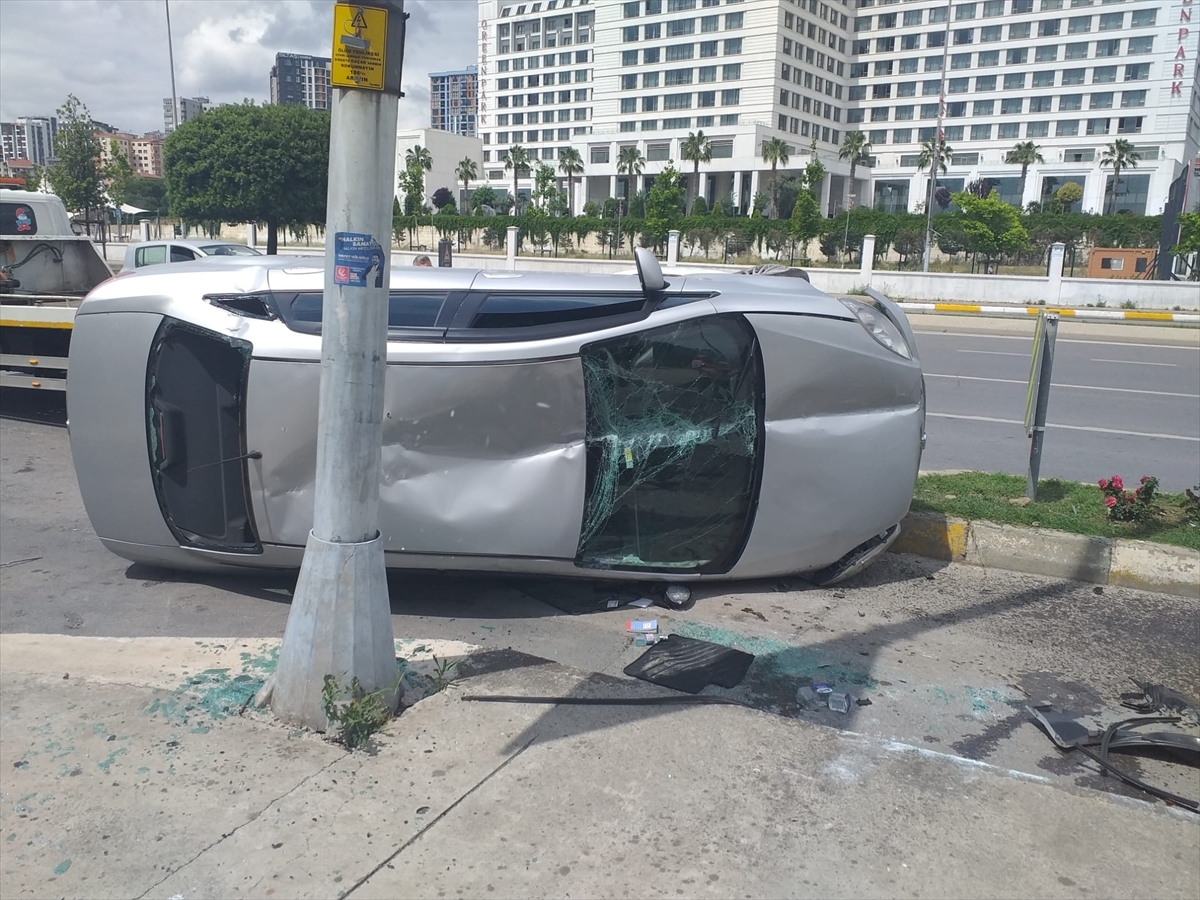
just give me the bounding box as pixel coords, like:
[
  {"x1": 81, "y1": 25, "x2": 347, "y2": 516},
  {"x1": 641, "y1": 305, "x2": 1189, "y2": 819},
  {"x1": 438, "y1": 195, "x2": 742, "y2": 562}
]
[{"x1": 0, "y1": 0, "x2": 478, "y2": 134}]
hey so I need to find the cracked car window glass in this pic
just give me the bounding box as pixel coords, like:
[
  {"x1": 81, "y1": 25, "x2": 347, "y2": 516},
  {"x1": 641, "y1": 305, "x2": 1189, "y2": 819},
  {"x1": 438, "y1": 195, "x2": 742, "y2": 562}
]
[{"x1": 576, "y1": 315, "x2": 762, "y2": 572}]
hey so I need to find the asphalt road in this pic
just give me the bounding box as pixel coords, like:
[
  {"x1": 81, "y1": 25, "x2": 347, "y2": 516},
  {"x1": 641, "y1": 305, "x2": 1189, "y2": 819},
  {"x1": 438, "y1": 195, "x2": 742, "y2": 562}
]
[
  {"x1": 2, "y1": 413, "x2": 1199, "y2": 810},
  {"x1": 914, "y1": 320, "x2": 1200, "y2": 491}
]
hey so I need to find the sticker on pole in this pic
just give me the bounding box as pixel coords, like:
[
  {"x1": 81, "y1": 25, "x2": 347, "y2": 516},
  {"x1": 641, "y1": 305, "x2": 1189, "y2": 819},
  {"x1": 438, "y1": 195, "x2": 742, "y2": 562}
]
[
  {"x1": 333, "y1": 232, "x2": 385, "y2": 288},
  {"x1": 332, "y1": 3, "x2": 387, "y2": 90}
]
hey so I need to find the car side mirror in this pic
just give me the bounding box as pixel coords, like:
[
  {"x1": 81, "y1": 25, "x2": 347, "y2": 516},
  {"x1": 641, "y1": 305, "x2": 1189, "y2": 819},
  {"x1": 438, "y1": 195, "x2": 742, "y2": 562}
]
[{"x1": 634, "y1": 247, "x2": 666, "y2": 294}]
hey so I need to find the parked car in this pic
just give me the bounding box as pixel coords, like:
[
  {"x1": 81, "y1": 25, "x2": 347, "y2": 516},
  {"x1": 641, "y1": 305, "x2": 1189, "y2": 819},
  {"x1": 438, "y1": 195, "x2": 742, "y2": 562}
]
[
  {"x1": 67, "y1": 251, "x2": 926, "y2": 587},
  {"x1": 119, "y1": 239, "x2": 261, "y2": 272}
]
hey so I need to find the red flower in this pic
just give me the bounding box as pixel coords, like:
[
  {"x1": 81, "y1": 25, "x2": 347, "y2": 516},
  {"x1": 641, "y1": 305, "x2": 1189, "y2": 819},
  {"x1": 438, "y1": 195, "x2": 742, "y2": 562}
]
[
  {"x1": 1112, "y1": 475, "x2": 1124, "y2": 491},
  {"x1": 1104, "y1": 496, "x2": 1117, "y2": 508},
  {"x1": 1125, "y1": 492, "x2": 1136, "y2": 502},
  {"x1": 1135, "y1": 487, "x2": 1142, "y2": 497},
  {"x1": 1098, "y1": 478, "x2": 1108, "y2": 488},
  {"x1": 1141, "y1": 476, "x2": 1152, "y2": 484}
]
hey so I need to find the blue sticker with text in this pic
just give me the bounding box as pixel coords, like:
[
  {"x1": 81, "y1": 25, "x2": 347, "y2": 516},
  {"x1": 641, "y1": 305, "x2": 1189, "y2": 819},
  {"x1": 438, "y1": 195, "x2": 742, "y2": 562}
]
[{"x1": 333, "y1": 232, "x2": 385, "y2": 287}]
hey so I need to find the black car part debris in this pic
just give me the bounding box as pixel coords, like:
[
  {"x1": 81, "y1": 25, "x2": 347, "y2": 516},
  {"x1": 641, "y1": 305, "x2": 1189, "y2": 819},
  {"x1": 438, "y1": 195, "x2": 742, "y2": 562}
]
[
  {"x1": 623, "y1": 635, "x2": 755, "y2": 694},
  {"x1": 1120, "y1": 679, "x2": 1197, "y2": 716},
  {"x1": 1027, "y1": 705, "x2": 1199, "y2": 813}
]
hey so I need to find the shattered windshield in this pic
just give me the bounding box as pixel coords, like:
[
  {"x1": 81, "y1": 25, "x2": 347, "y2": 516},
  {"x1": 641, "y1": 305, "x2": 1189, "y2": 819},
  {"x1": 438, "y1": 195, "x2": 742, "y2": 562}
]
[{"x1": 576, "y1": 314, "x2": 762, "y2": 573}]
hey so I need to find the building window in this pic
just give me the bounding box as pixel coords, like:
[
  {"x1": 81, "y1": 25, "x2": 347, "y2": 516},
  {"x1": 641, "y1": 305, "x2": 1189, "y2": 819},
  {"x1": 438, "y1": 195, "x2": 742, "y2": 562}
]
[
  {"x1": 847, "y1": 109, "x2": 866, "y2": 124},
  {"x1": 1068, "y1": 15, "x2": 1091, "y2": 34},
  {"x1": 666, "y1": 68, "x2": 693, "y2": 85},
  {"x1": 1094, "y1": 39, "x2": 1120, "y2": 57},
  {"x1": 1116, "y1": 115, "x2": 1142, "y2": 134},
  {"x1": 1010, "y1": 22, "x2": 1031, "y2": 39},
  {"x1": 723, "y1": 38, "x2": 742, "y2": 54},
  {"x1": 956, "y1": 3, "x2": 977, "y2": 20},
  {"x1": 642, "y1": 96, "x2": 659, "y2": 112},
  {"x1": 620, "y1": 98, "x2": 636, "y2": 114},
  {"x1": 928, "y1": 30, "x2": 946, "y2": 48},
  {"x1": 901, "y1": 33, "x2": 921, "y2": 51},
  {"x1": 663, "y1": 117, "x2": 691, "y2": 129},
  {"x1": 951, "y1": 53, "x2": 972, "y2": 69},
  {"x1": 848, "y1": 85, "x2": 867, "y2": 101},
  {"x1": 667, "y1": 43, "x2": 695, "y2": 60},
  {"x1": 620, "y1": 121, "x2": 636, "y2": 132},
  {"x1": 1126, "y1": 36, "x2": 1152, "y2": 54},
  {"x1": 699, "y1": 40, "x2": 717, "y2": 57},
  {"x1": 1039, "y1": 19, "x2": 1061, "y2": 37},
  {"x1": 622, "y1": 25, "x2": 639, "y2": 41},
  {"x1": 871, "y1": 106, "x2": 890, "y2": 121},
  {"x1": 948, "y1": 77, "x2": 969, "y2": 94},
  {"x1": 1000, "y1": 97, "x2": 1024, "y2": 114},
  {"x1": 954, "y1": 28, "x2": 974, "y2": 44},
  {"x1": 698, "y1": 65, "x2": 716, "y2": 83},
  {"x1": 1030, "y1": 96, "x2": 1053, "y2": 113},
  {"x1": 1122, "y1": 63, "x2": 1149, "y2": 82},
  {"x1": 920, "y1": 102, "x2": 939, "y2": 117},
  {"x1": 621, "y1": 74, "x2": 638, "y2": 90},
  {"x1": 1059, "y1": 94, "x2": 1083, "y2": 110},
  {"x1": 998, "y1": 122, "x2": 1020, "y2": 138},
  {"x1": 895, "y1": 104, "x2": 915, "y2": 119},
  {"x1": 1056, "y1": 120, "x2": 1079, "y2": 135},
  {"x1": 1130, "y1": 9, "x2": 1156, "y2": 27},
  {"x1": 904, "y1": 9, "x2": 923, "y2": 25},
  {"x1": 622, "y1": 1, "x2": 640, "y2": 17},
  {"x1": 897, "y1": 82, "x2": 917, "y2": 97},
  {"x1": 925, "y1": 56, "x2": 943, "y2": 71},
  {"x1": 1098, "y1": 12, "x2": 1122, "y2": 30},
  {"x1": 644, "y1": 22, "x2": 661, "y2": 39},
  {"x1": 977, "y1": 50, "x2": 999, "y2": 66},
  {"x1": 667, "y1": 18, "x2": 695, "y2": 36},
  {"x1": 720, "y1": 88, "x2": 740, "y2": 105},
  {"x1": 1120, "y1": 89, "x2": 1146, "y2": 108},
  {"x1": 1036, "y1": 45, "x2": 1059, "y2": 63},
  {"x1": 1064, "y1": 42, "x2": 1088, "y2": 59},
  {"x1": 922, "y1": 79, "x2": 940, "y2": 96},
  {"x1": 722, "y1": 63, "x2": 741, "y2": 80},
  {"x1": 900, "y1": 58, "x2": 919, "y2": 73},
  {"x1": 1004, "y1": 72, "x2": 1027, "y2": 89},
  {"x1": 893, "y1": 128, "x2": 913, "y2": 143},
  {"x1": 1006, "y1": 48, "x2": 1028, "y2": 64},
  {"x1": 875, "y1": 60, "x2": 895, "y2": 76},
  {"x1": 970, "y1": 123, "x2": 992, "y2": 140},
  {"x1": 944, "y1": 125, "x2": 964, "y2": 141},
  {"x1": 873, "y1": 84, "x2": 893, "y2": 99},
  {"x1": 701, "y1": 14, "x2": 718, "y2": 32},
  {"x1": 1085, "y1": 117, "x2": 1109, "y2": 135},
  {"x1": 877, "y1": 37, "x2": 896, "y2": 53},
  {"x1": 622, "y1": 50, "x2": 638, "y2": 65},
  {"x1": 664, "y1": 93, "x2": 692, "y2": 109},
  {"x1": 725, "y1": 11, "x2": 743, "y2": 28},
  {"x1": 1093, "y1": 66, "x2": 1117, "y2": 83},
  {"x1": 1032, "y1": 71, "x2": 1055, "y2": 87},
  {"x1": 643, "y1": 72, "x2": 660, "y2": 88}
]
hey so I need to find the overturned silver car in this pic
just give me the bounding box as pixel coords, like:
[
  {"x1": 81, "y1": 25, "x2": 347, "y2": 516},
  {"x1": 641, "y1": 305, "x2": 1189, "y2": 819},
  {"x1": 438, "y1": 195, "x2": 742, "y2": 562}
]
[{"x1": 67, "y1": 254, "x2": 925, "y2": 586}]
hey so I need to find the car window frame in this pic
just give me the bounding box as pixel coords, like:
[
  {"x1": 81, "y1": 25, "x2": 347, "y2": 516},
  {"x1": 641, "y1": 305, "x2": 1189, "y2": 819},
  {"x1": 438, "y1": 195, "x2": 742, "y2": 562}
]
[
  {"x1": 274, "y1": 290, "x2": 465, "y2": 341},
  {"x1": 136, "y1": 244, "x2": 168, "y2": 267}
]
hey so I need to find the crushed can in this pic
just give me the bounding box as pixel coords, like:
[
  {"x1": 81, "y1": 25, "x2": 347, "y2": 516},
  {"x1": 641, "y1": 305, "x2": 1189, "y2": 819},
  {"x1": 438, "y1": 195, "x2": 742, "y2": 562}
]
[{"x1": 827, "y1": 692, "x2": 852, "y2": 714}]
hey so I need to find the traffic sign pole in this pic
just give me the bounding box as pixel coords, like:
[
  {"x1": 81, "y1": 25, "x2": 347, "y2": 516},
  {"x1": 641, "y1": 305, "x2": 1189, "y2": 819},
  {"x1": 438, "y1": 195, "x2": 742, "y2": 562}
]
[
  {"x1": 1025, "y1": 312, "x2": 1059, "y2": 500},
  {"x1": 268, "y1": 1, "x2": 407, "y2": 730}
]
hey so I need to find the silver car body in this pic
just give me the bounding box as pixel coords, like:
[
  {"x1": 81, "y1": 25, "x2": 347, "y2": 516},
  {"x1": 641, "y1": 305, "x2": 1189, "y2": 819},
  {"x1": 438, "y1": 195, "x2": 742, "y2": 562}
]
[{"x1": 68, "y1": 256, "x2": 925, "y2": 583}]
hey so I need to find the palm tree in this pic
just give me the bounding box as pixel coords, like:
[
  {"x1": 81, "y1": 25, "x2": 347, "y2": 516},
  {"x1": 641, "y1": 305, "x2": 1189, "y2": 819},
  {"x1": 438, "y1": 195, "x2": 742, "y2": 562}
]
[
  {"x1": 680, "y1": 130, "x2": 712, "y2": 214},
  {"x1": 916, "y1": 135, "x2": 953, "y2": 213},
  {"x1": 838, "y1": 131, "x2": 872, "y2": 205},
  {"x1": 1004, "y1": 141, "x2": 1044, "y2": 207},
  {"x1": 455, "y1": 157, "x2": 478, "y2": 211},
  {"x1": 504, "y1": 145, "x2": 530, "y2": 213},
  {"x1": 405, "y1": 144, "x2": 433, "y2": 175},
  {"x1": 1100, "y1": 139, "x2": 1142, "y2": 216},
  {"x1": 557, "y1": 147, "x2": 584, "y2": 216},
  {"x1": 616, "y1": 145, "x2": 645, "y2": 204},
  {"x1": 760, "y1": 137, "x2": 790, "y2": 218}
]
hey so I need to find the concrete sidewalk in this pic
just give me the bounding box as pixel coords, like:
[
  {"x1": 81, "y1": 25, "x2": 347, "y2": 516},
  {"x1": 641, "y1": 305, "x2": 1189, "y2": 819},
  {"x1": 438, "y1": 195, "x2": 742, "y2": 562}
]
[{"x1": 2, "y1": 635, "x2": 1196, "y2": 900}]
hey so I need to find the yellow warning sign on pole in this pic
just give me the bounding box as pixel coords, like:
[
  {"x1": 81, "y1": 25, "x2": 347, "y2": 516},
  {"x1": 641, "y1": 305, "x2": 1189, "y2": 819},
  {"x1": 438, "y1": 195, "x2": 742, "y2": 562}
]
[{"x1": 331, "y1": 3, "x2": 388, "y2": 90}]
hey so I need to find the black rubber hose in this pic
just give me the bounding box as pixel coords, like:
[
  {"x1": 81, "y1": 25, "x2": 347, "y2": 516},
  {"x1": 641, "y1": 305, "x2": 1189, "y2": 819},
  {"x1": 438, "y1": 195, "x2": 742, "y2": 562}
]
[
  {"x1": 461, "y1": 694, "x2": 752, "y2": 708},
  {"x1": 1075, "y1": 744, "x2": 1199, "y2": 813}
]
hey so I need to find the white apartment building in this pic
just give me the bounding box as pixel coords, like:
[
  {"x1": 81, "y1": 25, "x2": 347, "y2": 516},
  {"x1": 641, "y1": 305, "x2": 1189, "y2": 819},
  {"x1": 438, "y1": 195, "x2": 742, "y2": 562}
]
[{"x1": 473, "y1": 0, "x2": 1199, "y2": 217}]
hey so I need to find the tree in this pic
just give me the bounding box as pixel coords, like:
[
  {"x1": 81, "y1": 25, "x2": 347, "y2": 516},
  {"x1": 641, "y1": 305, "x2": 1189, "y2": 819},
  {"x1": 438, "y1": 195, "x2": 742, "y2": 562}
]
[
  {"x1": 164, "y1": 102, "x2": 329, "y2": 254},
  {"x1": 760, "y1": 136, "x2": 790, "y2": 218},
  {"x1": 616, "y1": 145, "x2": 645, "y2": 205},
  {"x1": 965, "y1": 177, "x2": 998, "y2": 200},
  {"x1": 531, "y1": 161, "x2": 561, "y2": 212},
  {"x1": 917, "y1": 135, "x2": 953, "y2": 221},
  {"x1": 22, "y1": 163, "x2": 45, "y2": 192},
  {"x1": 803, "y1": 139, "x2": 826, "y2": 207},
  {"x1": 405, "y1": 144, "x2": 432, "y2": 176},
  {"x1": 643, "y1": 161, "x2": 686, "y2": 250},
  {"x1": 470, "y1": 184, "x2": 497, "y2": 214},
  {"x1": 1169, "y1": 212, "x2": 1200, "y2": 280},
  {"x1": 680, "y1": 130, "x2": 712, "y2": 214},
  {"x1": 557, "y1": 147, "x2": 584, "y2": 215},
  {"x1": 1052, "y1": 182, "x2": 1084, "y2": 214},
  {"x1": 838, "y1": 131, "x2": 872, "y2": 202},
  {"x1": 504, "y1": 145, "x2": 530, "y2": 213},
  {"x1": 45, "y1": 95, "x2": 105, "y2": 236},
  {"x1": 1004, "y1": 141, "x2": 1044, "y2": 207},
  {"x1": 125, "y1": 175, "x2": 168, "y2": 216},
  {"x1": 431, "y1": 186, "x2": 454, "y2": 210},
  {"x1": 103, "y1": 140, "x2": 135, "y2": 209},
  {"x1": 1100, "y1": 139, "x2": 1142, "y2": 216},
  {"x1": 953, "y1": 190, "x2": 1029, "y2": 272},
  {"x1": 455, "y1": 156, "x2": 477, "y2": 209},
  {"x1": 788, "y1": 188, "x2": 822, "y2": 262}
]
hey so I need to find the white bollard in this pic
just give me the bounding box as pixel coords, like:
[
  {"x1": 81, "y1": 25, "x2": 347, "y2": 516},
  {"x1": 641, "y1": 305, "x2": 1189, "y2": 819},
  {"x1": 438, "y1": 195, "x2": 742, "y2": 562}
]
[
  {"x1": 667, "y1": 229, "x2": 680, "y2": 265},
  {"x1": 1047, "y1": 242, "x2": 1065, "y2": 305},
  {"x1": 247, "y1": 222, "x2": 257, "y2": 249},
  {"x1": 860, "y1": 234, "x2": 876, "y2": 282},
  {"x1": 506, "y1": 225, "x2": 520, "y2": 270},
  {"x1": 139, "y1": 220, "x2": 150, "y2": 242}
]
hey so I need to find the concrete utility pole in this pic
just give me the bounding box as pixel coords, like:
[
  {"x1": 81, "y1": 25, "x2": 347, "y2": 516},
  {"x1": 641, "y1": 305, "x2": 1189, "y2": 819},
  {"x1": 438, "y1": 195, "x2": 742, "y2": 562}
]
[
  {"x1": 268, "y1": 0, "x2": 408, "y2": 730},
  {"x1": 165, "y1": 0, "x2": 179, "y2": 132},
  {"x1": 922, "y1": 0, "x2": 953, "y2": 273}
]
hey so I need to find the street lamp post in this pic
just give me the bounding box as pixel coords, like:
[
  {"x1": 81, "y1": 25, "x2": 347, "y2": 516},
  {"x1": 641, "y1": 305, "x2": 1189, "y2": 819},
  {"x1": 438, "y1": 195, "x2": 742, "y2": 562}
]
[
  {"x1": 922, "y1": 0, "x2": 953, "y2": 273},
  {"x1": 267, "y1": 0, "x2": 408, "y2": 731}
]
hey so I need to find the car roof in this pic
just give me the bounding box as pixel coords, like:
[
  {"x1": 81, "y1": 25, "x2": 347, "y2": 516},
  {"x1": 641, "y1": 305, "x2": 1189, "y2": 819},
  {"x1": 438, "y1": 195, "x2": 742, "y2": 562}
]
[{"x1": 125, "y1": 239, "x2": 251, "y2": 252}]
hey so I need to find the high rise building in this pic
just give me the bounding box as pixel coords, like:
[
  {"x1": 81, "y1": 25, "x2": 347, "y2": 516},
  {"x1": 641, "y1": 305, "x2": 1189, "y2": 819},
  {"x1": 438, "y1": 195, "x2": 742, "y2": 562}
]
[
  {"x1": 475, "y1": 0, "x2": 1199, "y2": 217},
  {"x1": 163, "y1": 97, "x2": 211, "y2": 133},
  {"x1": 269, "y1": 53, "x2": 333, "y2": 111},
  {"x1": 1, "y1": 116, "x2": 59, "y2": 167},
  {"x1": 430, "y1": 67, "x2": 480, "y2": 136}
]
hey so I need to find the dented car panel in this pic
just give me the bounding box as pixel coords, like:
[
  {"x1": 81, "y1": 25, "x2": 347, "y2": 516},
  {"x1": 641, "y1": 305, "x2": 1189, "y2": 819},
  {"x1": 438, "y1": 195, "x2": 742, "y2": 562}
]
[{"x1": 67, "y1": 255, "x2": 924, "y2": 583}]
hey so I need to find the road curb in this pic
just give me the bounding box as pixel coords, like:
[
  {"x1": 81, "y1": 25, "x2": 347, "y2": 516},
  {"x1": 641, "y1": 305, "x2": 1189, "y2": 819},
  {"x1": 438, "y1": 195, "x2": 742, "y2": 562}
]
[
  {"x1": 895, "y1": 302, "x2": 1200, "y2": 324},
  {"x1": 891, "y1": 512, "x2": 1200, "y2": 598}
]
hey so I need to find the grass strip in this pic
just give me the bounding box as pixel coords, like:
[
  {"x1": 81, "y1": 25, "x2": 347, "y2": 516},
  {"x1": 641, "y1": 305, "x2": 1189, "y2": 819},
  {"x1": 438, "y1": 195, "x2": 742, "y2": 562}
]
[{"x1": 912, "y1": 472, "x2": 1200, "y2": 552}]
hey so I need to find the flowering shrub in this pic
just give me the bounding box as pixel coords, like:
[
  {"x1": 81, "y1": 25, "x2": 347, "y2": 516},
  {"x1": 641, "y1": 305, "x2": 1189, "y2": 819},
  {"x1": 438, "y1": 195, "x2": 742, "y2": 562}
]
[{"x1": 1098, "y1": 475, "x2": 1159, "y2": 522}]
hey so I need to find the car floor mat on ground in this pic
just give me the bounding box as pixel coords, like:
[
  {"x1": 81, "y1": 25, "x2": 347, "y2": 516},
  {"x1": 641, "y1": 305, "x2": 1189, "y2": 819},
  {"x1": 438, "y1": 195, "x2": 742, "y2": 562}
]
[{"x1": 623, "y1": 635, "x2": 755, "y2": 694}]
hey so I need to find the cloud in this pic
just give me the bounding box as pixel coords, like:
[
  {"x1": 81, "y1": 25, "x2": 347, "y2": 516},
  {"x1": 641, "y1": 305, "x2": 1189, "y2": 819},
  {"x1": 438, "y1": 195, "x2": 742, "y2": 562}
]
[{"x1": 0, "y1": 0, "x2": 478, "y2": 135}]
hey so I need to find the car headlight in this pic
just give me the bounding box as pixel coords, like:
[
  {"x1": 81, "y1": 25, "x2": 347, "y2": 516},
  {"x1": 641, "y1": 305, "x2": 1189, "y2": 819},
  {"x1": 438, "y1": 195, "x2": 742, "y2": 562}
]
[{"x1": 839, "y1": 296, "x2": 912, "y2": 360}]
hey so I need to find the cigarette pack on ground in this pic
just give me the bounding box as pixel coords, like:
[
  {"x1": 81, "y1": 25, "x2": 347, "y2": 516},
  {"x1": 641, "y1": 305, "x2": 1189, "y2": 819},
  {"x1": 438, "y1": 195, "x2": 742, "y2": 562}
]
[{"x1": 626, "y1": 619, "x2": 658, "y2": 633}]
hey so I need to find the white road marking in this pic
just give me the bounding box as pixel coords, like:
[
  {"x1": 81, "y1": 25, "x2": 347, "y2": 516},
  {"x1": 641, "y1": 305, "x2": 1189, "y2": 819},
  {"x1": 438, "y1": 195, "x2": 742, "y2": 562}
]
[
  {"x1": 955, "y1": 349, "x2": 1029, "y2": 357},
  {"x1": 1090, "y1": 358, "x2": 1177, "y2": 367},
  {"x1": 915, "y1": 331, "x2": 1200, "y2": 351},
  {"x1": 924, "y1": 372, "x2": 1200, "y2": 399},
  {"x1": 928, "y1": 413, "x2": 1200, "y2": 442}
]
